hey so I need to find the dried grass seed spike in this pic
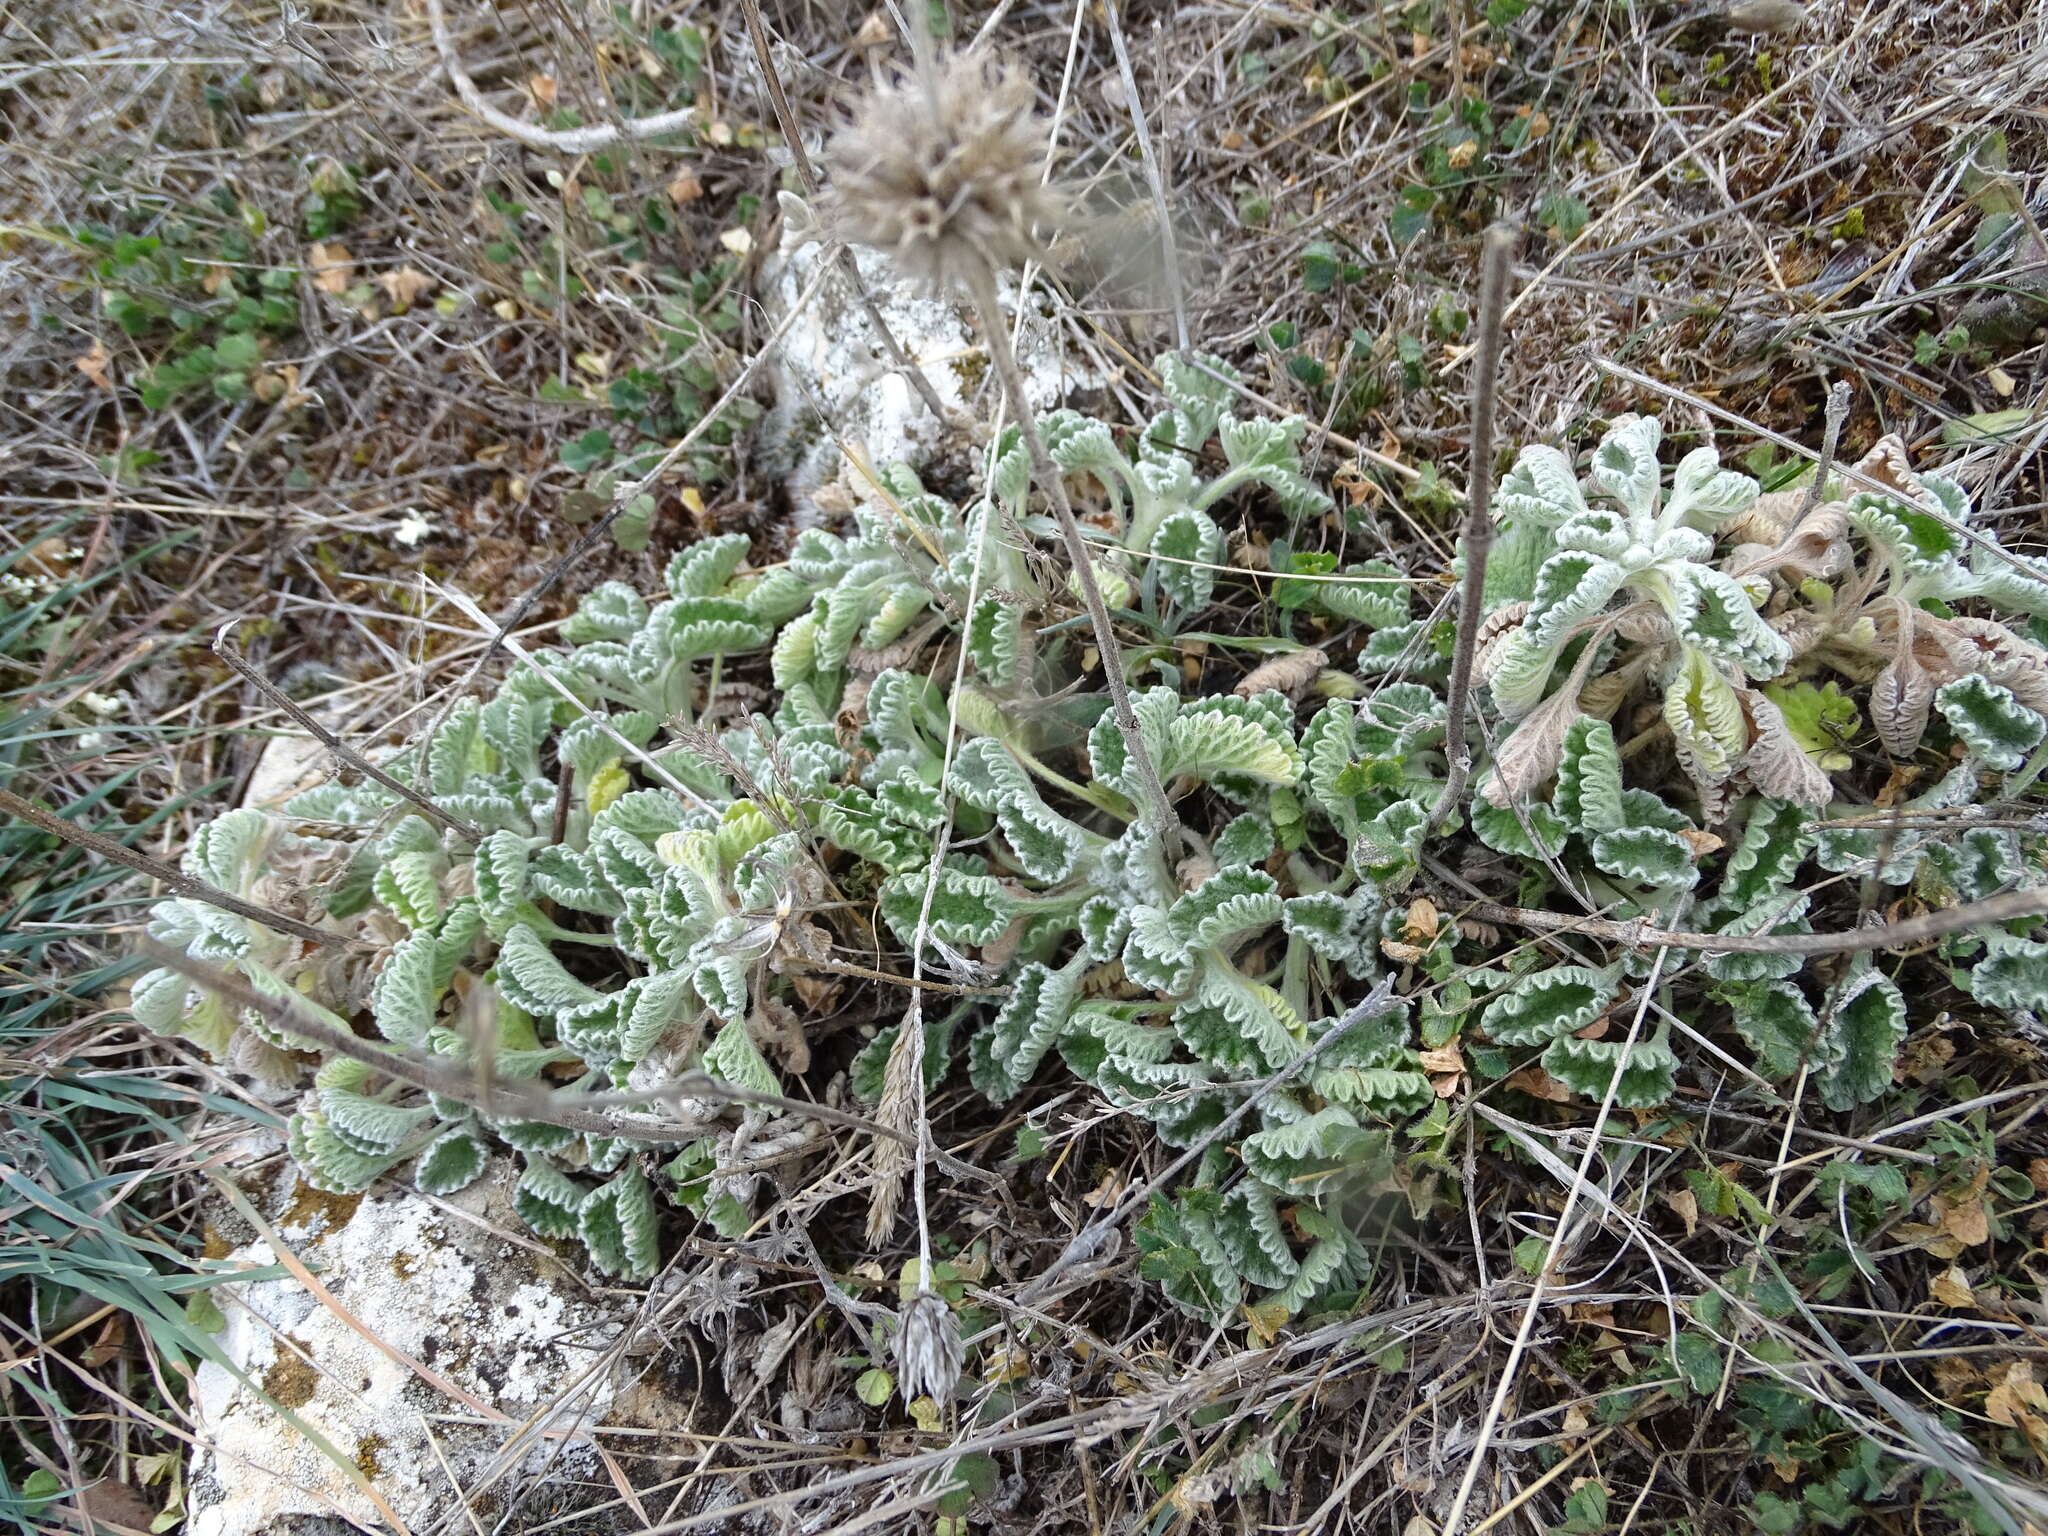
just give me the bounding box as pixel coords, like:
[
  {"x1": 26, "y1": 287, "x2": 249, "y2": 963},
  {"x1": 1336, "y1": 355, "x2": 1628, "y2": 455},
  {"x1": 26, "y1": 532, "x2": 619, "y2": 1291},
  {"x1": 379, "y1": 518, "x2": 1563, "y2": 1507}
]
[{"x1": 821, "y1": 50, "x2": 1067, "y2": 291}]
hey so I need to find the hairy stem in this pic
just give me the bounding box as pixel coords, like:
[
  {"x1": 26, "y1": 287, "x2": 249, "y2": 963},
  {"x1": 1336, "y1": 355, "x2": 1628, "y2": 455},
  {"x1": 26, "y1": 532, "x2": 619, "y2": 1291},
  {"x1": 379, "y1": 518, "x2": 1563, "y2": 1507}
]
[{"x1": 962, "y1": 259, "x2": 1186, "y2": 866}]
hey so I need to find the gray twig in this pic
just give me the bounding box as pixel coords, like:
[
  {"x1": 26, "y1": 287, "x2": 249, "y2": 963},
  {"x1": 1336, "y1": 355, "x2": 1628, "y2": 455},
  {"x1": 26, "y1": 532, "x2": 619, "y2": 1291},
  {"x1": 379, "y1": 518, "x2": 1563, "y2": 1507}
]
[
  {"x1": 1429, "y1": 223, "x2": 1518, "y2": 833},
  {"x1": 1, "y1": 786, "x2": 353, "y2": 951},
  {"x1": 214, "y1": 622, "x2": 483, "y2": 843}
]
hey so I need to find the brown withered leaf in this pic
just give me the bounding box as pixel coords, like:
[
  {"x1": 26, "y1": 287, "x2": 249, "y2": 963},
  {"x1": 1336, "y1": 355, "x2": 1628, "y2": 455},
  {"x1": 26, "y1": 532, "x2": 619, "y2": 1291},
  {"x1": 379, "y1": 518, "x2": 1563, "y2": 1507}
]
[
  {"x1": 1738, "y1": 687, "x2": 1833, "y2": 808},
  {"x1": 1666, "y1": 1185, "x2": 1699, "y2": 1238},
  {"x1": 1403, "y1": 898, "x2": 1439, "y2": 944},
  {"x1": 1482, "y1": 683, "x2": 1584, "y2": 807},
  {"x1": 306, "y1": 241, "x2": 354, "y2": 296},
  {"x1": 1933, "y1": 1174, "x2": 1993, "y2": 1250},
  {"x1": 1870, "y1": 635, "x2": 1934, "y2": 759},
  {"x1": 377, "y1": 265, "x2": 436, "y2": 310},
  {"x1": 1503, "y1": 1065, "x2": 1572, "y2": 1101},
  {"x1": 1236, "y1": 646, "x2": 1327, "y2": 700},
  {"x1": 1930, "y1": 1265, "x2": 1978, "y2": 1309},
  {"x1": 75, "y1": 338, "x2": 113, "y2": 391}
]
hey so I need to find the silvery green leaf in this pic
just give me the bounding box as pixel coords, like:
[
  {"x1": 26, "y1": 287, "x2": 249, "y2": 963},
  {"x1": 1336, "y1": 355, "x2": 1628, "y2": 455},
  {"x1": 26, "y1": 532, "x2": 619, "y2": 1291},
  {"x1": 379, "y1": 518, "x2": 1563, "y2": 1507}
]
[
  {"x1": 1717, "y1": 979, "x2": 1818, "y2": 1079},
  {"x1": 1160, "y1": 350, "x2": 1239, "y2": 443},
  {"x1": 618, "y1": 970, "x2": 696, "y2": 1060},
  {"x1": 1669, "y1": 565, "x2": 1788, "y2": 678},
  {"x1": 878, "y1": 867, "x2": 1015, "y2": 948},
  {"x1": 1590, "y1": 413, "x2": 1663, "y2": 518},
  {"x1": 1216, "y1": 1182, "x2": 1299, "y2": 1291},
  {"x1": 1525, "y1": 552, "x2": 1628, "y2": 649},
  {"x1": 1240, "y1": 1108, "x2": 1385, "y2": 1199},
  {"x1": 580, "y1": 1166, "x2": 659, "y2": 1279},
  {"x1": 1590, "y1": 826, "x2": 1699, "y2": 888},
  {"x1": 1815, "y1": 961, "x2": 1906, "y2": 1113},
  {"x1": 564, "y1": 581, "x2": 649, "y2": 644},
  {"x1": 1471, "y1": 798, "x2": 1571, "y2": 860},
  {"x1": 1314, "y1": 559, "x2": 1410, "y2": 629},
  {"x1": 1541, "y1": 1032, "x2": 1679, "y2": 1108},
  {"x1": 701, "y1": 1018, "x2": 780, "y2": 1094},
  {"x1": 666, "y1": 533, "x2": 750, "y2": 598},
  {"x1": 1212, "y1": 812, "x2": 1275, "y2": 867},
  {"x1": 974, "y1": 954, "x2": 1089, "y2": 1101},
  {"x1": 1212, "y1": 415, "x2": 1333, "y2": 517},
  {"x1": 1845, "y1": 491, "x2": 1963, "y2": 578},
  {"x1": 1495, "y1": 446, "x2": 1589, "y2": 530},
  {"x1": 515, "y1": 1159, "x2": 589, "y2": 1238},
  {"x1": 1554, "y1": 715, "x2": 1625, "y2": 836},
  {"x1": 1702, "y1": 891, "x2": 1811, "y2": 984},
  {"x1": 1167, "y1": 867, "x2": 1283, "y2": 951},
  {"x1": 1480, "y1": 964, "x2": 1620, "y2": 1046},
  {"x1": 1718, "y1": 798, "x2": 1817, "y2": 910},
  {"x1": 1966, "y1": 933, "x2": 2048, "y2": 1013},
  {"x1": 288, "y1": 1107, "x2": 403, "y2": 1194},
  {"x1": 415, "y1": 1124, "x2": 491, "y2": 1196},
  {"x1": 1664, "y1": 446, "x2": 1758, "y2": 530},
  {"x1": 496, "y1": 923, "x2": 605, "y2": 1015},
  {"x1": 1153, "y1": 508, "x2": 1223, "y2": 615},
  {"x1": 427, "y1": 698, "x2": 484, "y2": 797},
  {"x1": 1123, "y1": 906, "x2": 1197, "y2": 994},
  {"x1": 1935, "y1": 674, "x2": 2046, "y2": 770}
]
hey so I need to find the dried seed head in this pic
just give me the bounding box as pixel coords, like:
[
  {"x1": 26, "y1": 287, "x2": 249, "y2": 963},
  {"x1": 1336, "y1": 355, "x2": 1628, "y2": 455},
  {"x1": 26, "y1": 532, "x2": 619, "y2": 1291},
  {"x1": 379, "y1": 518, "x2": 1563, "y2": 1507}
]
[
  {"x1": 894, "y1": 1287, "x2": 964, "y2": 1404},
  {"x1": 821, "y1": 51, "x2": 1067, "y2": 291}
]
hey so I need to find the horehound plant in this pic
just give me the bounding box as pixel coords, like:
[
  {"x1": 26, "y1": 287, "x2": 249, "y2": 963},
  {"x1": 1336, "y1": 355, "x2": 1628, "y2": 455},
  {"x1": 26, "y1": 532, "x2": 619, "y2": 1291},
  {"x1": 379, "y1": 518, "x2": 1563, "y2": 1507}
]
[{"x1": 133, "y1": 373, "x2": 2048, "y2": 1320}]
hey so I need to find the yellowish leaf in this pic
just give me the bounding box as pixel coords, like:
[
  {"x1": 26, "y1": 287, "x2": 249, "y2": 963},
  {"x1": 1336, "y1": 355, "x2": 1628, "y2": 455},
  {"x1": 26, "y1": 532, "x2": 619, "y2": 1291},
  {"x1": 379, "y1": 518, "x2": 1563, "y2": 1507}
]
[
  {"x1": 74, "y1": 339, "x2": 112, "y2": 391},
  {"x1": 1665, "y1": 1185, "x2": 1699, "y2": 1239}
]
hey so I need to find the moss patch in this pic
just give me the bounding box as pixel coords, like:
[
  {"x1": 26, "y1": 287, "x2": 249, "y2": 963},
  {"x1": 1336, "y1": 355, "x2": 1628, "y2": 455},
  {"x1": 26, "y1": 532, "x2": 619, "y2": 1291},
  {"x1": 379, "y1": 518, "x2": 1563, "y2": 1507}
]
[
  {"x1": 261, "y1": 1338, "x2": 320, "y2": 1410},
  {"x1": 282, "y1": 1180, "x2": 364, "y2": 1234}
]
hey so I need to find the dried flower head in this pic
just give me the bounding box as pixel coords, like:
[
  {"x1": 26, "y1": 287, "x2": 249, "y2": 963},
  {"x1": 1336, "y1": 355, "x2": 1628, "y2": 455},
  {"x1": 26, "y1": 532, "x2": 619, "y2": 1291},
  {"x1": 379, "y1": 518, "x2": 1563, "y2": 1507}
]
[
  {"x1": 894, "y1": 1286, "x2": 964, "y2": 1404},
  {"x1": 821, "y1": 50, "x2": 1066, "y2": 291}
]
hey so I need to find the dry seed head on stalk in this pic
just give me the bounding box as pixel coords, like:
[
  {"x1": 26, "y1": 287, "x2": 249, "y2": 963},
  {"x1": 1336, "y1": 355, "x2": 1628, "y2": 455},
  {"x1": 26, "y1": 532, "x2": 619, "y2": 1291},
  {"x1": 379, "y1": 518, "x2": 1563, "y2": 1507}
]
[
  {"x1": 821, "y1": 50, "x2": 1067, "y2": 291},
  {"x1": 894, "y1": 1286, "x2": 964, "y2": 1404}
]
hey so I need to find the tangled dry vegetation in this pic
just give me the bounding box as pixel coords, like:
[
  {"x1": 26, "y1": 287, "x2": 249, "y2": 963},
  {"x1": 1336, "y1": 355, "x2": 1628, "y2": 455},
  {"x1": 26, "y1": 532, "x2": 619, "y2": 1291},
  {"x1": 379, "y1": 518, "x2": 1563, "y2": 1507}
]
[{"x1": 7, "y1": 0, "x2": 2048, "y2": 1533}]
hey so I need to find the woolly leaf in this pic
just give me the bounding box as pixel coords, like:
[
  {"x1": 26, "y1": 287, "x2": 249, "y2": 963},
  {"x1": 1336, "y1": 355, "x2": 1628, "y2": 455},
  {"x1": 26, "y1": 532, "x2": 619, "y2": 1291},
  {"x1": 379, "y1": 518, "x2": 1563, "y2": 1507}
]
[
  {"x1": 618, "y1": 970, "x2": 696, "y2": 1060},
  {"x1": 581, "y1": 1166, "x2": 660, "y2": 1279},
  {"x1": 414, "y1": 1124, "x2": 491, "y2": 1196},
  {"x1": 1541, "y1": 1033, "x2": 1679, "y2": 1108},
  {"x1": 1216, "y1": 1182, "x2": 1299, "y2": 1291},
  {"x1": 1167, "y1": 867, "x2": 1283, "y2": 951},
  {"x1": 1495, "y1": 445, "x2": 1589, "y2": 530},
  {"x1": 1525, "y1": 552, "x2": 1628, "y2": 649},
  {"x1": 973, "y1": 955, "x2": 1088, "y2": 1100},
  {"x1": 1701, "y1": 891, "x2": 1812, "y2": 984},
  {"x1": 1160, "y1": 350, "x2": 1238, "y2": 442},
  {"x1": 531, "y1": 846, "x2": 626, "y2": 917},
  {"x1": 1845, "y1": 491, "x2": 1962, "y2": 578},
  {"x1": 817, "y1": 787, "x2": 931, "y2": 874},
  {"x1": 655, "y1": 597, "x2": 772, "y2": 663},
  {"x1": 948, "y1": 738, "x2": 1087, "y2": 882},
  {"x1": 1480, "y1": 965, "x2": 1619, "y2": 1046},
  {"x1": 1719, "y1": 799, "x2": 1816, "y2": 910},
  {"x1": 879, "y1": 868, "x2": 1015, "y2": 949},
  {"x1": 564, "y1": 581, "x2": 648, "y2": 644},
  {"x1": 1153, "y1": 508, "x2": 1223, "y2": 615},
  {"x1": 1590, "y1": 413, "x2": 1662, "y2": 518},
  {"x1": 321, "y1": 1084, "x2": 435, "y2": 1158},
  {"x1": 666, "y1": 533, "x2": 750, "y2": 598},
  {"x1": 1137, "y1": 1192, "x2": 1241, "y2": 1322},
  {"x1": 287, "y1": 1108, "x2": 402, "y2": 1194},
  {"x1": 1485, "y1": 626, "x2": 1561, "y2": 719},
  {"x1": 1665, "y1": 446, "x2": 1759, "y2": 530},
  {"x1": 1719, "y1": 980, "x2": 1818, "y2": 1080},
  {"x1": 1935, "y1": 674, "x2": 2046, "y2": 771},
  {"x1": 427, "y1": 698, "x2": 484, "y2": 796},
  {"x1": 473, "y1": 831, "x2": 531, "y2": 938},
  {"x1": 371, "y1": 930, "x2": 447, "y2": 1046},
  {"x1": 771, "y1": 611, "x2": 820, "y2": 688},
  {"x1": 1670, "y1": 565, "x2": 1789, "y2": 679},
  {"x1": 1212, "y1": 813, "x2": 1275, "y2": 867},
  {"x1": 1240, "y1": 1108, "x2": 1386, "y2": 1199},
  {"x1": 1174, "y1": 962, "x2": 1302, "y2": 1073},
  {"x1": 1314, "y1": 560, "x2": 1410, "y2": 630},
  {"x1": 1214, "y1": 414, "x2": 1334, "y2": 517},
  {"x1": 1665, "y1": 646, "x2": 1747, "y2": 790},
  {"x1": 496, "y1": 923, "x2": 605, "y2": 1015},
  {"x1": 1966, "y1": 936, "x2": 2048, "y2": 1012},
  {"x1": 701, "y1": 1019, "x2": 781, "y2": 1095},
  {"x1": 1282, "y1": 890, "x2": 1380, "y2": 970},
  {"x1": 515, "y1": 1159, "x2": 588, "y2": 1239},
  {"x1": 1123, "y1": 907, "x2": 1197, "y2": 994},
  {"x1": 1590, "y1": 826, "x2": 1698, "y2": 888},
  {"x1": 966, "y1": 595, "x2": 1025, "y2": 687},
  {"x1": 1471, "y1": 798, "x2": 1571, "y2": 860},
  {"x1": 851, "y1": 1006, "x2": 960, "y2": 1103},
  {"x1": 1816, "y1": 964, "x2": 1907, "y2": 1113},
  {"x1": 1352, "y1": 798, "x2": 1430, "y2": 883},
  {"x1": 1554, "y1": 716, "x2": 1624, "y2": 835}
]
